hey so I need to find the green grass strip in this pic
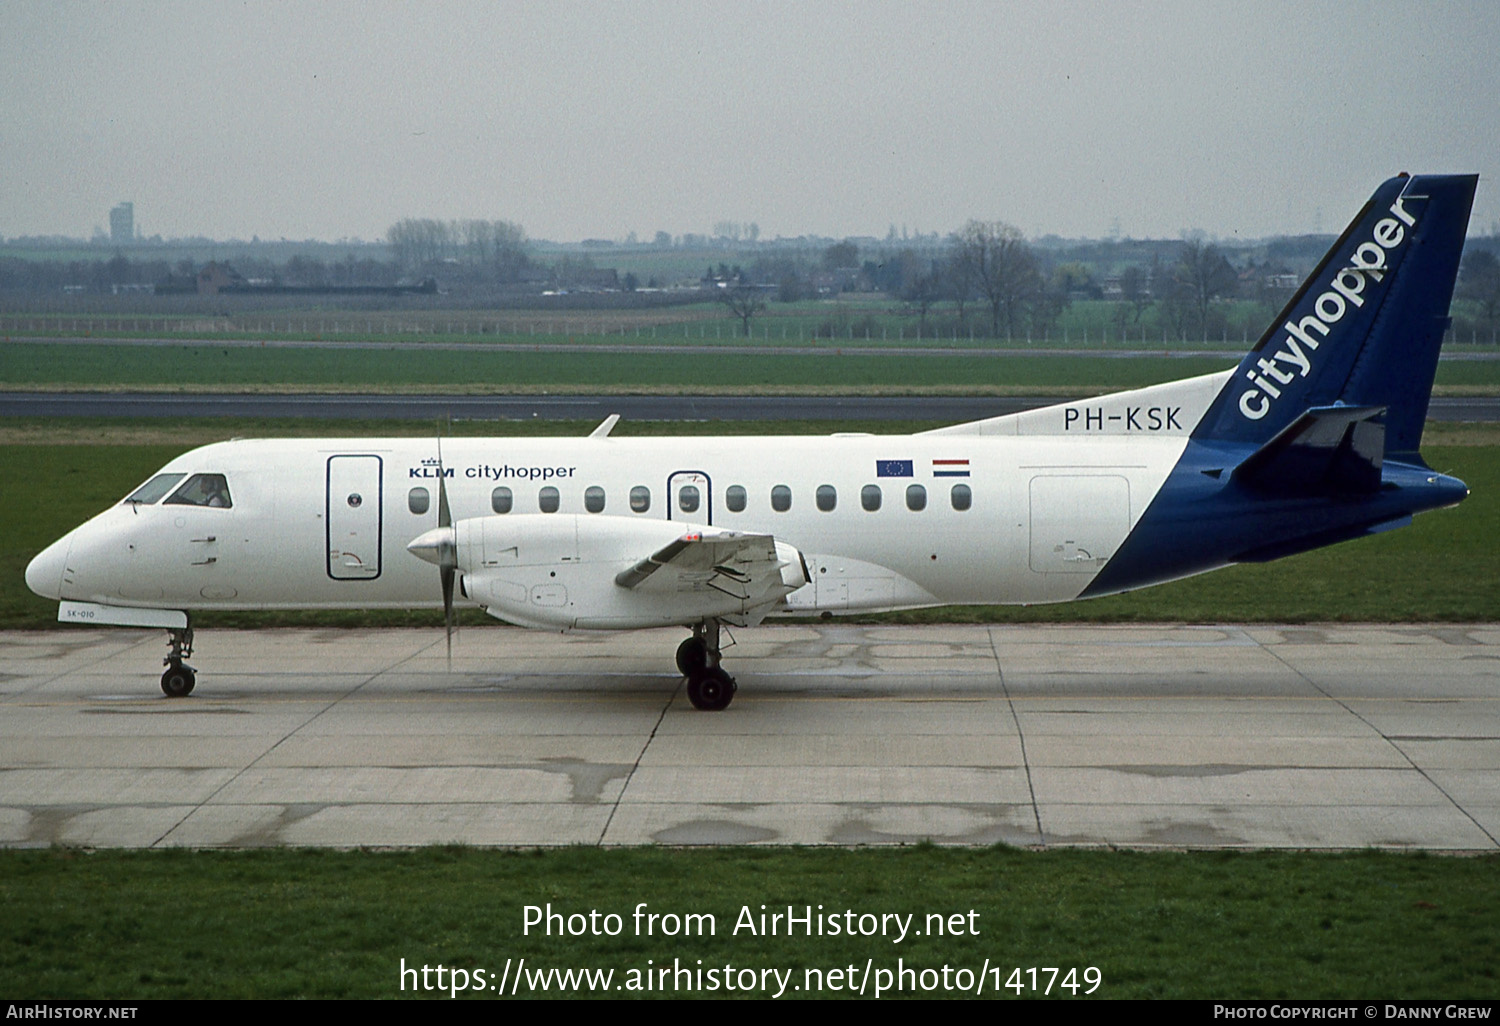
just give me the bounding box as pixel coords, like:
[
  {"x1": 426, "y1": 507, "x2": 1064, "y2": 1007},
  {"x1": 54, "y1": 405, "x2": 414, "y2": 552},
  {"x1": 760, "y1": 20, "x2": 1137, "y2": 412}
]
[{"x1": 1, "y1": 847, "x2": 1495, "y2": 999}]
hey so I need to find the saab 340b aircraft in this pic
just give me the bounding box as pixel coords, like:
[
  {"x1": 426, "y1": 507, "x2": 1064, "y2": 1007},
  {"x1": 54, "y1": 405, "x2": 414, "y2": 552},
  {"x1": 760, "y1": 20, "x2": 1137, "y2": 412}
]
[{"x1": 25, "y1": 174, "x2": 1477, "y2": 709}]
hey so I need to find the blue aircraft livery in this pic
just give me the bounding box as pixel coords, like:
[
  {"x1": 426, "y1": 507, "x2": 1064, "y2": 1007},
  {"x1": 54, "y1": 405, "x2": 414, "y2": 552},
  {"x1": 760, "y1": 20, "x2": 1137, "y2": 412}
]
[{"x1": 1085, "y1": 173, "x2": 1477, "y2": 601}]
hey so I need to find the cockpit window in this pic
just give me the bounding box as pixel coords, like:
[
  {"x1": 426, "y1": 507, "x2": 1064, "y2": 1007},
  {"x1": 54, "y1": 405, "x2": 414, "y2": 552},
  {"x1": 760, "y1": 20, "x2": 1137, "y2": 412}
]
[
  {"x1": 163, "y1": 473, "x2": 233, "y2": 508},
  {"x1": 125, "y1": 474, "x2": 186, "y2": 505}
]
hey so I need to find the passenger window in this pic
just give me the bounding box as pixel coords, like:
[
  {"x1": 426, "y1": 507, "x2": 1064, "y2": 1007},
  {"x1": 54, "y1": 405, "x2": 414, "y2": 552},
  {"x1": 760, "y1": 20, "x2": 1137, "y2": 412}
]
[
  {"x1": 771, "y1": 485, "x2": 791, "y2": 512},
  {"x1": 861, "y1": 484, "x2": 882, "y2": 511},
  {"x1": 126, "y1": 473, "x2": 185, "y2": 505},
  {"x1": 408, "y1": 487, "x2": 429, "y2": 515},
  {"x1": 630, "y1": 486, "x2": 651, "y2": 513},
  {"x1": 539, "y1": 486, "x2": 559, "y2": 513},
  {"x1": 726, "y1": 485, "x2": 747, "y2": 513},
  {"x1": 679, "y1": 484, "x2": 700, "y2": 514},
  {"x1": 585, "y1": 486, "x2": 606, "y2": 513},
  {"x1": 491, "y1": 486, "x2": 512, "y2": 514},
  {"x1": 164, "y1": 473, "x2": 233, "y2": 508},
  {"x1": 816, "y1": 485, "x2": 837, "y2": 512},
  {"x1": 906, "y1": 484, "x2": 927, "y2": 511},
  {"x1": 951, "y1": 483, "x2": 972, "y2": 511}
]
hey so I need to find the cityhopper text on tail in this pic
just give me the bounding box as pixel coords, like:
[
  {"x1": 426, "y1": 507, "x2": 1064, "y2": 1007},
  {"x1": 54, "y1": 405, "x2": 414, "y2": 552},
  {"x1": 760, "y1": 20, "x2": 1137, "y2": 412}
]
[{"x1": 26, "y1": 174, "x2": 1477, "y2": 709}]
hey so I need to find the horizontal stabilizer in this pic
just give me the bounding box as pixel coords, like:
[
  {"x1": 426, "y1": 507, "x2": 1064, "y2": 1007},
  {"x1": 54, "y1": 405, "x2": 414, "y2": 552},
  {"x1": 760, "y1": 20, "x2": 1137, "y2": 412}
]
[{"x1": 1232, "y1": 405, "x2": 1385, "y2": 496}]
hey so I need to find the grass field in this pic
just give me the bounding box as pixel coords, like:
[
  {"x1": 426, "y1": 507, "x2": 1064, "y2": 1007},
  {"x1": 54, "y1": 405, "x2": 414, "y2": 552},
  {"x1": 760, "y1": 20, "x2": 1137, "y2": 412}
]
[
  {"x1": 1, "y1": 341, "x2": 1247, "y2": 393},
  {"x1": 4, "y1": 340, "x2": 1499, "y2": 395},
  {"x1": 2, "y1": 847, "x2": 1496, "y2": 999}
]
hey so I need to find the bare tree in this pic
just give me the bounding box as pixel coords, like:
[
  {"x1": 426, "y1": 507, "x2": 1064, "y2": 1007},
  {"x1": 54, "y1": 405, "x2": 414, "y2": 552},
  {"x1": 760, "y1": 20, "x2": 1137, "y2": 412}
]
[
  {"x1": 1119, "y1": 264, "x2": 1151, "y2": 324},
  {"x1": 902, "y1": 271, "x2": 944, "y2": 335},
  {"x1": 955, "y1": 220, "x2": 1042, "y2": 338},
  {"x1": 718, "y1": 284, "x2": 767, "y2": 337},
  {"x1": 1459, "y1": 249, "x2": 1500, "y2": 342},
  {"x1": 1174, "y1": 240, "x2": 1237, "y2": 339},
  {"x1": 941, "y1": 251, "x2": 975, "y2": 325},
  {"x1": 388, "y1": 218, "x2": 527, "y2": 280}
]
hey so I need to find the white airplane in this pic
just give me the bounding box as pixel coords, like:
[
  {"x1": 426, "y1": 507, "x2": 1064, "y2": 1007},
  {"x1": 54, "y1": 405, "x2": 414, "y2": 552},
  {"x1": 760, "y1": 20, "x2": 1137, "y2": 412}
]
[{"x1": 26, "y1": 174, "x2": 1477, "y2": 710}]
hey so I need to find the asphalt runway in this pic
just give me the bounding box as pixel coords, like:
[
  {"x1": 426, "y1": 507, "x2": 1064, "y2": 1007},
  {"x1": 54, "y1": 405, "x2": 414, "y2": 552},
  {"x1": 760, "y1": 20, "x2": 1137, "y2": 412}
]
[
  {"x1": 4, "y1": 392, "x2": 1500, "y2": 422},
  {"x1": 2, "y1": 623, "x2": 1496, "y2": 850}
]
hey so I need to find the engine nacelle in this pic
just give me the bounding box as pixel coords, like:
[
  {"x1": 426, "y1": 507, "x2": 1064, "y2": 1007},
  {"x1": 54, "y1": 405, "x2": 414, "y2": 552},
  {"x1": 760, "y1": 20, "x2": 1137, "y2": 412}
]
[{"x1": 452, "y1": 514, "x2": 807, "y2": 630}]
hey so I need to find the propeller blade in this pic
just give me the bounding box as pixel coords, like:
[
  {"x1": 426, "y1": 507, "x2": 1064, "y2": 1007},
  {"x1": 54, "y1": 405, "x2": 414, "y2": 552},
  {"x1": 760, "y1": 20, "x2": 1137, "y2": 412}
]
[
  {"x1": 441, "y1": 565, "x2": 455, "y2": 667},
  {"x1": 437, "y1": 437, "x2": 451, "y2": 529},
  {"x1": 437, "y1": 435, "x2": 453, "y2": 669}
]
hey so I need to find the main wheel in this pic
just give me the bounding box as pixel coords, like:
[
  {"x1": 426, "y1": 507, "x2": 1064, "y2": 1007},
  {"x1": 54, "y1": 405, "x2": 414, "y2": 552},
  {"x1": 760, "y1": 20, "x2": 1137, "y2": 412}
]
[
  {"x1": 676, "y1": 635, "x2": 709, "y2": 676},
  {"x1": 686, "y1": 666, "x2": 736, "y2": 711},
  {"x1": 161, "y1": 662, "x2": 196, "y2": 697}
]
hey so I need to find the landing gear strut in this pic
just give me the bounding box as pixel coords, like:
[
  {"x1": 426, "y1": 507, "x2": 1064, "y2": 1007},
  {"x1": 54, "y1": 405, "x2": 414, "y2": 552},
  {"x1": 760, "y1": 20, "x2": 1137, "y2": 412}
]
[
  {"x1": 161, "y1": 623, "x2": 196, "y2": 697},
  {"x1": 681, "y1": 620, "x2": 736, "y2": 711}
]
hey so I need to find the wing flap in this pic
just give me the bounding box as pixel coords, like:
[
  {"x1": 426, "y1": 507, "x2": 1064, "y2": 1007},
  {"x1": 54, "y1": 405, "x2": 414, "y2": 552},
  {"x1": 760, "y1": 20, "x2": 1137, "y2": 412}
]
[{"x1": 614, "y1": 529, "x2": 798, "y2": 604}]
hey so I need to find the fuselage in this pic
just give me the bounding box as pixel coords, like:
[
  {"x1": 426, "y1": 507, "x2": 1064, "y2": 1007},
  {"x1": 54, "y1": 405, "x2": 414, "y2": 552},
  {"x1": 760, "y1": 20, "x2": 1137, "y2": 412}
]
[
  {"x1": 26, "y1": 360, "x2": 1472, "y2": 631},
  {"x1": 25, "y1": 429, "x2": 1190, "y2": 619}
]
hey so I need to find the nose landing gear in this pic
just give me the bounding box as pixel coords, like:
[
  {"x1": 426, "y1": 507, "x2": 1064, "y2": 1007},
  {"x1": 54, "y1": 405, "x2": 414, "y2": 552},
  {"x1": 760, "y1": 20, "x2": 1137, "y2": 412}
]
[
  {"x1": 161, "y1": 624, "x2": 196, "y2": 697},
  {"x1": 678, "y1": 620, "x2": 736, "y2": 711}
]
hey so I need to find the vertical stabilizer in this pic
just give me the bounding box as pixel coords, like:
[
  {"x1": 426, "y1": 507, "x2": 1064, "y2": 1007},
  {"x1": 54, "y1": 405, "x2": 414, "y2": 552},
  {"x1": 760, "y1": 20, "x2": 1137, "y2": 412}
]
[{"x1": 1193, "y1": 174, "x2": 1477, "y2": 464}]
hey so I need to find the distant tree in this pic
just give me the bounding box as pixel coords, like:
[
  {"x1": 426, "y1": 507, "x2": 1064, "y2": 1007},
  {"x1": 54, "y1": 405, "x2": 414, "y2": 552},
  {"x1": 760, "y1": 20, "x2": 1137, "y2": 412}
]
[
  {"x1": 387, "y1": 218, "x2": 526, "y2": 280},
  {"x1": 955, "y1": 220, "x2": 1042, "y2": 338},
  {"x1": 870, "y1": 248, "x2": 924, "y2": 297},
  {"x1": 1052, "y1": 261, "x2": 1094, "y2": 298},
  {"x1": 461, "y1": 220, "x2": 528, "y2": 281},
  {"x1": 1118, "y1": 264, "x2": 1151, "y2": 323},
  {"x1": 718, "y1": 283, "x2": 767, "y2": 337},
  {"x1": 1173, "y1": 240, "x2": 1237, "y2": 339},
  {"x1": 941, "y1": 251, "x2": 975, "y2": 325},
  {"x1": 104, "y1": 252, "x2": 133, "y2": 285},
  {"x1": 622, "y1": 272, "x2": 639, "y2": 292},
  {"x1": 823, "y1": 240, "x2": 858, "y2": 270},
  {"x1": 387, "y1": 218, "x2": 451, "y2": 270},
  {"x1": 653, "y1": 231, "x2": 672, "y2": 248},
  {"x1": 284, "y1": 254, "x2": 328, "y2": 286},
  {"x1": 902, "y1": 271, "x2": 944, "y2": 334},
  {"x1": 1031, "y1": 282, "x2": 1069, "y2": 340},
  {"x1": 1459, "y1": 249, "x2": 1500, "y2": 342}
]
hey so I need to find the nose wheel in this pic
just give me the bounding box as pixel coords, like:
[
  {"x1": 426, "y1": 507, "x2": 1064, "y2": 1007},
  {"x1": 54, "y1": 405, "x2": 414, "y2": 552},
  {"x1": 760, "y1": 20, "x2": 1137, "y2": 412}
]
[{"x1": 680, "y1": 621, "x2": 737, "y2": 711}]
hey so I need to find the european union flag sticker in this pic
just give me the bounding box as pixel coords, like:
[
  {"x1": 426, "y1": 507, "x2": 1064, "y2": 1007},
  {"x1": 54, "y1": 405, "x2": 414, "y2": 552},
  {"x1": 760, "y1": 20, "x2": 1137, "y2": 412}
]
[{"x1": 877, "y1": 459, "x2": 914, "y2": 478}]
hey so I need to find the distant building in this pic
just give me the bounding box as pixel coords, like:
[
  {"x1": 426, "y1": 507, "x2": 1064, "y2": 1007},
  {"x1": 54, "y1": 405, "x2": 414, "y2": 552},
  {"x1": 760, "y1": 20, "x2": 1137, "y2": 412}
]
[{"x1": 110, "y1": 202, "x2": 134, "y2": 243}]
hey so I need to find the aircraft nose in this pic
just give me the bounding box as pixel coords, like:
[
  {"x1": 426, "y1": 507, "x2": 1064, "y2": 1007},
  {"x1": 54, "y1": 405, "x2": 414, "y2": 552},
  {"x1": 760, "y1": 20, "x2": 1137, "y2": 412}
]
[{"x1": 26, "y1": 536, "x2": 69, "y2": 600}]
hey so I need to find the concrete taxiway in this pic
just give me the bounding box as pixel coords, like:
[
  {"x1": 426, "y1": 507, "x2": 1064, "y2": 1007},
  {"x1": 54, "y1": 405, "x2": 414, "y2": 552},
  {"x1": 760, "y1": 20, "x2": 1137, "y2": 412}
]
[{"x1": 1, "y1": 623, "x2": 1496, "y2": 850}]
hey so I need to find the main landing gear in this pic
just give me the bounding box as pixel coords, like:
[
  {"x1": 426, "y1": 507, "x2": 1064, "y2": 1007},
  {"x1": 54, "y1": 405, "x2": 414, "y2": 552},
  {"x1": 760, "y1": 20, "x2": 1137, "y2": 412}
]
[
  {"x1": 677, "y1": 620, "x2": 736, "y2": 712},
  {"x1": 161, "y1": 624, "x2": 196, "y2": 697}
]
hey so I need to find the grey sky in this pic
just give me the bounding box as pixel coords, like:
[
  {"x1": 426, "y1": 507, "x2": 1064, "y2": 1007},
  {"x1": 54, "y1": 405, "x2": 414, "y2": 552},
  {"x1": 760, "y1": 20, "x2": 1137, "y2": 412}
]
[{"x1": 3, "y1": 1, "x2": 1498, "y2": 244}]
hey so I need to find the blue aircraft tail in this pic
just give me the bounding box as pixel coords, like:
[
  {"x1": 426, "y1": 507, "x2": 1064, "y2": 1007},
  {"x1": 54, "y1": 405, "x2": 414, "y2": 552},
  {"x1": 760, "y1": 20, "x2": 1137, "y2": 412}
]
[
  {"x1": 1193, "y1": 173, "x2": 1477, "y2": 466},
  {"x1": 1081, "y1": 173, "x2": 1475, "y2": 599}
]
